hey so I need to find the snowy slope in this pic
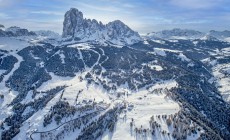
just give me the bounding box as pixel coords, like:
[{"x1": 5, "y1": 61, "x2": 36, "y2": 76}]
[
  {"x1": 1, "y1": 38, "x2": 227, "y2": 140},
  {"x1": 200, "y1": 45, "x2": 230, "y2": 103},
  {"x1": 0, "y1": 36, "x2": 56, "y2": 51},
  {"x1": 14, "y1": 71, "x2": 184, "y2": 140}
]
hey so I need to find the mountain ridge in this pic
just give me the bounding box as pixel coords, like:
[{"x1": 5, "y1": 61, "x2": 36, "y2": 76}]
[
  {"x1": 145, "y1": 28, "x2": 230, "y2": 42},
  {"x1": 62, "y1": 8, "x2": 142, "y2": 45},
  {"x1": 0, "y1": 26, "x2": 36, "y2": 37}
]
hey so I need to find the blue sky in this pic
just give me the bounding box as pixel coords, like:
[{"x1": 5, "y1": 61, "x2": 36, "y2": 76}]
[{"x1": 0, "y1": 0, "x2": 230, "y2": 34}]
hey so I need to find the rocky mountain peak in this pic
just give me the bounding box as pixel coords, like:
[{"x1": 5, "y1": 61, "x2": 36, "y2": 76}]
[
  {"x1": 62, "y1": 8, "x2": 84, "y2": 38},
  {"x1": 62, "y1": 8, "x2": 142, "y2": 45}
]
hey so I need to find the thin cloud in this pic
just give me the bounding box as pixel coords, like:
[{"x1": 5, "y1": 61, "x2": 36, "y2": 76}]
[
  {"x1": 2, "y1": 19, "x2": 63, "y2": 33},
  {"x1": 30, "y1": 11, "x2": 64, "y2": 16},
  {"x1": 0, "y1": 0, "x2": 25, "y2": 8},
  {"x1": 0, "y1": 12, "x2": 11, "y2": 19},
  {"x1": 170, "y1": 0, "x2": 224, "y2": 9},
  {"x1": 1, "y1": 0, "x2": 230, "y2": 34},
  {"x1": 76, "y1": 2, "x2": 121, "y2": 12},
  {"x1": 122, "y1": 3, "x2": 136, "y2": 8}
]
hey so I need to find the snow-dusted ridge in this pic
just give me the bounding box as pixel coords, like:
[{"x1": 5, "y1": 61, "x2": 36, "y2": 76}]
[
  {"x1": 145, "y1": 28, "x2": 230, "y2": 42},
  {"x1": 62, "y1": 8, "x2": 142, "y2": 46}
]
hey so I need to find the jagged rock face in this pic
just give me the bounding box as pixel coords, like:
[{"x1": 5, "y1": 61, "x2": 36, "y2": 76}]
[
  {"x1": 62, "y1": 8, "x2": 84, "y2": 39},
  {"x1": 62, "y1": 8, "x2": 142, "y2": 45},
  {"x1": 106, "y1": 20, "x2": 141, "y2": 44}
]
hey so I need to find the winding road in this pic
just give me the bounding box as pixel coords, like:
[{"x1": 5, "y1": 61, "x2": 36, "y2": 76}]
[{"x1": 29, "y1": 104, "x2": 112, "y2": 140}]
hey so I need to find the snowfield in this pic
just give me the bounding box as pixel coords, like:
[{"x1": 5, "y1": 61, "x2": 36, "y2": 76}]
[
  {"x1": 207, "y1": 47, "x2": 230, "y2": 102},
  {"x1": 11, "y1": 66, "x2": 185, "y2": 140},
  {"x1": 149, "y1": 65, "x2": 163, "y2": 71},
  {"x1": 142, "y1": 61, "x2": 164, "y2": 71},
  {"x1": 102, "y1": 80, "x2": 202, "y2": 140},
  {"x1": 102, "y1": 91, "x2": 179, "y2": 140},
  {"x1": 212, "y1": 64, "x2": 230, "y2": 102},
  {"x1": 68, "y1": 43, "x2": 92, "y2": 50},
  {"x1": 36, "y1": 72, "x2": 111, "y2": 105},
  {"x1": 153, "y1": 48, "x2": 183, "y2": 57},
  {"x1": 178, "y1": 53, "x2": 191, "y2": 62}
]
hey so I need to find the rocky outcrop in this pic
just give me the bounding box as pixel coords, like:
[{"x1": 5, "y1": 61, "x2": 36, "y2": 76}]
[{"x1": 62, "y1": 8, "x2": 142, "y2": 45}]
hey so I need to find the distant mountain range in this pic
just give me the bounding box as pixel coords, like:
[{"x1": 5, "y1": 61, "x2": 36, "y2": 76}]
[
  {"x1": 0, "y1": 26, "x2": 60, "y2": 38},
  {"x1": 1, "y1": 11, "x2": 230, "y2": 44},
  {"x1": 0, "y1": 26, "x2": 36, "y2": 37},
  {"x1": 145, "y1": 28, "x2": 230, "y2": 42},
  {"x1": 1, "y1": 25, "x2": 230, "y2": 44},
  {"x1": 34, "y1": 30, "x2": 60, "y2": 38}
]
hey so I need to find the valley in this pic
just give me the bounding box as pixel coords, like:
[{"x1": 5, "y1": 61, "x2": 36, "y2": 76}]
[{"x1": 0, "y1": 8, "x2": 230, "y2": 140}]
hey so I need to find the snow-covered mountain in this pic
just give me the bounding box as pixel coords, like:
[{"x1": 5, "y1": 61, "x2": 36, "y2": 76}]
[
  {"x1": 208, "y1": 30, "x2": 230, "y2": 42},
  {"x1": 62, "y1": 8, "x2": 142, "y2": 45},
  {"x1": 145, "y1": 28, "x2": 230, "y2": 42},
  {"x1": 6, "y1": 26, "x2": 36, "y2": 36},
  {"x1": 0, "y1": 25, "x2": 60, "y2": 39},
  {"x1": 0, "y1": 26, "x2": 36, "y2": 37},
  {"x1": 1, "y1": 8, "x2": 230, "y2": 140},
  {"x1": 34, "y1": 30, "x2": 60, "y2": 38},
  {"x1": 146, "y1": 28, "x2": 205, "y2": 40}
]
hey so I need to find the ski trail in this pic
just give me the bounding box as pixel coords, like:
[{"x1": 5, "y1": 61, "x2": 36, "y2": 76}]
[
  {"x1": 88, "y1": 48, "x2": 101, "y2": 71},
  {"x1": 0, "y1": 52, "x2": 23, "y2": 86},
  {"x1": 0, "y1": 52, "x2": 23, "y2": 124},
  {"x1": 77, "y1": 49, "x2": 86, "y2": 69}
]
